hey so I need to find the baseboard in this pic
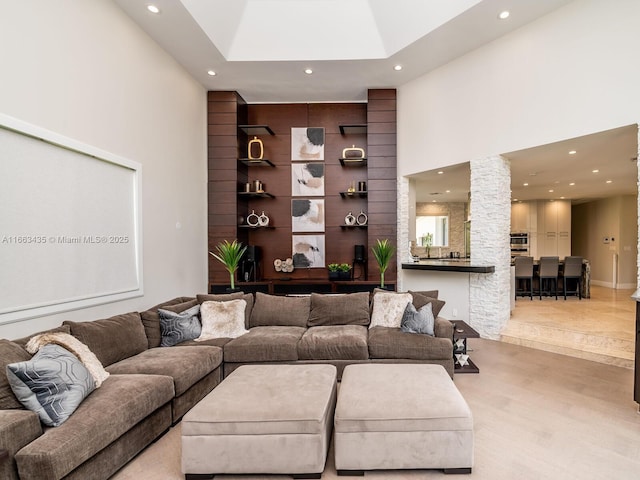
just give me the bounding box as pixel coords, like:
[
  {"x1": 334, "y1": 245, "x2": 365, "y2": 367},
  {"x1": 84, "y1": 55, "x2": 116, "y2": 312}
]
[{"x1": 590, "y1": 280, "x2": 635, "y2": 290}]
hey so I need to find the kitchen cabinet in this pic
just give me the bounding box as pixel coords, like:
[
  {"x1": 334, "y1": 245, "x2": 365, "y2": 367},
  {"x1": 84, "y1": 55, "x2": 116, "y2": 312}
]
[
  {"x1": 511, "y1": 202, "x2": 530, "y2": 232},
  {"x1": 536, "y1": 200, "x2": 571, "y2": 258}
]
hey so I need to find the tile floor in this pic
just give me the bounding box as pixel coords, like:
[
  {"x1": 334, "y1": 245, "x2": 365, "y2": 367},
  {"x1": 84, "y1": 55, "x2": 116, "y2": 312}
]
[{"x1": 501, "y1": 285, "x2": 637, "y2": 368}]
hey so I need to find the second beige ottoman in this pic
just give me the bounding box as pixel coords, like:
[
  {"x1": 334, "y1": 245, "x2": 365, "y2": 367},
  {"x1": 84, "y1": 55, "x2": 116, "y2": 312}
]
[
  {"x1": 335, "y1": 363, "x2": 473, "y2": 475},
  {"x1": 182, "y1": 364, "x2": 337, "y2": 479}
]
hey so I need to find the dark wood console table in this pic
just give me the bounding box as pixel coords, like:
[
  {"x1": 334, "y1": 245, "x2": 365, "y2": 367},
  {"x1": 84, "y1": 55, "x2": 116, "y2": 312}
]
[
  {"x1": 210, "y1": 280, "x2": 396, "y2": 295},
  {"x1": 451, "y1": 320, "x2": 480, "y2": 374}
]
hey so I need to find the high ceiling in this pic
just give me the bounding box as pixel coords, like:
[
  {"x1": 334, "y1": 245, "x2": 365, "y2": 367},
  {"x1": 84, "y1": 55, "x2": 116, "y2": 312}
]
[
  {"x1": 114, "y1": 0, "x2": 637, "y2": 205},
  {"x1": 114, "y1": 0, "x2": 573, "y2": 103}
]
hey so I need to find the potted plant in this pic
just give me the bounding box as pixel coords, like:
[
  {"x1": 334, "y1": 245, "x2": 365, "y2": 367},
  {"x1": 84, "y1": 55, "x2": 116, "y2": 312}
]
[
  {"x1": 327, "y1": 263, "x2": 341, "y2": 281},
  {"x1": 209, "y1": 239, "x2": 247, "y2": 291},
  {"x1": 371, "y1": 238, "x2": 395, "y2": 288},
  {"x1": 338, "y1": 263, "x2": 352, "y2": 280}
]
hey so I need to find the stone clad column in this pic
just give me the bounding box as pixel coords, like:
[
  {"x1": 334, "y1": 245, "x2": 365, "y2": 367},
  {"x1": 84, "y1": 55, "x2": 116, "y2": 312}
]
[{"x1": 469, "y1": 155, "x2": 511, "y2": 339}]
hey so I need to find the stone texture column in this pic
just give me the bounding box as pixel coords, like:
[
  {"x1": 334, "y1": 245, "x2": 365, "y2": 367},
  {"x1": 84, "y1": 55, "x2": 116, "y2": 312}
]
[
  {"x1": 397, "y1": 176, "x2": 410, "y2": 292},
  {"x1": 469, "y1": 155, "x2": 512, "y2": 339}
]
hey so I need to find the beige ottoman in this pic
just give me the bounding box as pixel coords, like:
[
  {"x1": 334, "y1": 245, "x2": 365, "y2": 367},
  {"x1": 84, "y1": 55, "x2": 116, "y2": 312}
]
[
  {"x1": 335, "y1": 364, "x2": 473, "y2": 475},
  {"x1": 181, "y1": 364, "x2": 337, "y2": 479}
]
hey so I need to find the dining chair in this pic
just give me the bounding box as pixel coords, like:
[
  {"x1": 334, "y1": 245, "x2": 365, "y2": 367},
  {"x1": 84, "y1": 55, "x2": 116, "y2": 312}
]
[
  {"x1": 514, "y1": 256, "x2": 534, "y2": 300},
  {"x1": 538, "y1": 256, "x2": 560, "y2": 300},
  {"x1": 562, "y1": 256, "x2": 583, "y2": 300}
]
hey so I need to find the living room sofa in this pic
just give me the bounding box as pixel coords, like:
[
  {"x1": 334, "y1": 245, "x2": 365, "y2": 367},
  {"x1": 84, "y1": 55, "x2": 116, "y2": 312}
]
[{"x1": 0, "y1": 289, "x2": 453, "y2": 480}]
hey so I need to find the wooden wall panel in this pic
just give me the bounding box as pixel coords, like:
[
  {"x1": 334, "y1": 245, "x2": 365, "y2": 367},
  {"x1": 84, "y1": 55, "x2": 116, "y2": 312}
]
[
  {"x1": 207, "y1": 91, "x2": 396, "y2": 288},
  {"x1": 367, "y1": 89, "x2": 397, "y2": 284}
]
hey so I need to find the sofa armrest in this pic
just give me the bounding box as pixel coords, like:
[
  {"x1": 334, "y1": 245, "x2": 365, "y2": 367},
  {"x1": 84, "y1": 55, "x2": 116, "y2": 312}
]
[
  {"x1": 0, "y1": 410, "x2": 42, "y2": 480},
  {"x1": 434, "y1": 317, "x2": 454, "y2": 339}
]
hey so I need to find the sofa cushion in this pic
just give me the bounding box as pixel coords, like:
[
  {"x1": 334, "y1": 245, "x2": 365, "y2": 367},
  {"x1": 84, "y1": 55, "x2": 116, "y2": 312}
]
[
  {"x1": 298, "y1": 325, "x2": 369, "y2": 360},
  {"x1": 409, "y1": 291, "x2": 446, "y2": 318},
  {"x1": 307, "y1": 292, "x2": 370, "y2": 327},
  {"x1": 105, "y1": 346, "x2": 222, "y2": 396},
  {"x1": 0, "y1": 339, "x2": 32, "y2": 409},
  {"x1": 142, "y1": 298, "x2": 199, "y2": 348},
  {"x1": 197, "y1": 293, "x2": 254, "y2": 328},
  {"x1": 159, "y1": 304, "x2": 201, "y2": 347},
  {"x1": 368, "y1": 326, "x2": 453, "y2": 360},
  {"x1": 369, "y1": 291, "x2": 413, "y2": 329},
  {"x1": 400, "y1": 302, "x2": 435, "y2": 336},
  {"x1": 14, "y1": 374, "x2": 174, "y2": 480},
  {"x1": 12, "y1": 325, "x2": 71, "y2": 349},
  {"x1": 223, "y1": 326, "x2": 306, "y2": 363},
  {"x1": 64, "y1": 312, "x2": 148, "y2": 367},
  {"x1": 408, "y1": 289, "x2": 439, "y2": 299},
  {"x1": 249, "y1": 293, "x2": 310, "y2": 328},
  {"x1": 6, "y1": 344, "x2": 95, "y2": 427}
]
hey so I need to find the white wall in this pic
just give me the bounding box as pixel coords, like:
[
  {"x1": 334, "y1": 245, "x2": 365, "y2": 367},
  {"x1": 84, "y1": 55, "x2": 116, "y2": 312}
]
[
  {"x1": 397, "y1": 0, "x2": 640, "y2": 326},
  {"x1": 0, "y1": 0, "x2": 207, "y2": 338},
  {"x1": 398, "y1": 0, "x2": 640, "y2": 175}
]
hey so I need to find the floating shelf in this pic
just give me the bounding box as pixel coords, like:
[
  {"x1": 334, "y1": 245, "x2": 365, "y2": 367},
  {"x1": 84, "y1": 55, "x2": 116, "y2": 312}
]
[
  {"x1": 238, "y1": 158, "x2": 275, "y2": 167},
  {"x1": 339, "y1": 157, "x2": 367, "y2": 167},
  {"x1": 339, "y1": 191, "x2": 367, "y2": 198},
  {"x1": 340, "y1": 225, "x2": 368, "y2": 229},
  {"x1": 238, "y1": 225, "x2": 275, "y2": 229},
  {"x1": 339, "y1": 124, "x2": 367, "y2": 135},
  {"x1": 238, "y1": 191, "x2": 275, "y2": 198},
  {"x1": 238, "y1": 125, "x2": 275, "y2": 135}
]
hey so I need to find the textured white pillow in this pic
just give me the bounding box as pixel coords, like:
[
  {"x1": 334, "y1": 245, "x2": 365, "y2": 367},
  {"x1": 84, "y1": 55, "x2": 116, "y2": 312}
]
[
  {"x1": 369, "y1": 291, "x2": 413, "y2": 328},
  {"x1": 197, "y1": 299, "x2": 249, "y2": 340}
]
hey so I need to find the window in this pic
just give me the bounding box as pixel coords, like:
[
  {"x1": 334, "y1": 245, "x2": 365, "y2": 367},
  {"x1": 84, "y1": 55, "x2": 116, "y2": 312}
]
[{"x1": 416, "y1": 215, "x2": 449, "y2": 247}]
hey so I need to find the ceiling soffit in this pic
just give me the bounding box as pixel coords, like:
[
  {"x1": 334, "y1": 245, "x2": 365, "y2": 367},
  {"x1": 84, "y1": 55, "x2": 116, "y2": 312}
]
[{"x1": 180, "y1": 0, "x2": 481, "y2": 62}]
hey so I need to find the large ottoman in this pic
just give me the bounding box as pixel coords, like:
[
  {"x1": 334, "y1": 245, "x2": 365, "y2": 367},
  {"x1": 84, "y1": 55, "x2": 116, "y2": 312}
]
[
  {"x1": 334, "y1": 364, "x2": 473, "y2": 475},
  {"x1": 181, "y1": 364, "x2": 337, "y2": 479}
]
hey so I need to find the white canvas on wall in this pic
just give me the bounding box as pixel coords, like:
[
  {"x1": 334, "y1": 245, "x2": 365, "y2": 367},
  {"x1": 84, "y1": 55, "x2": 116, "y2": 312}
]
[
  {"x1": 292, "y1": 199, "x2": 325, "y2": 232},
  {"x1": 292, "y1": 163, "x2": 324, "y2": 196},
  {"x1": 292, "y1": 234, "x2": 325, "y2": 268},
  {"x1": 291, "y1": 127, "x2": 324, "y2": 161}
]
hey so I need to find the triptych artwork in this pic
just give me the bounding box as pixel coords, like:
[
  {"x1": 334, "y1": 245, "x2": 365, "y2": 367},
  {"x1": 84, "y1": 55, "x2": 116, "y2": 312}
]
[{"x1": 290, "y1": 127, "x2": 326, "y2": 268}]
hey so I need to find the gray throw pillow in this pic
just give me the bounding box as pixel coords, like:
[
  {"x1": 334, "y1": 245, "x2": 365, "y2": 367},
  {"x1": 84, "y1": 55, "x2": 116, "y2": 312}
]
[
  {"x1": 6, "y1": 344, "x2": 96, "y2": 426},
  {"x1": 159, "y1": 304, "x2": 202, "y2": 347},
  {"x1": 400, "y1": 302, "x2": 435, "y2": 336}
]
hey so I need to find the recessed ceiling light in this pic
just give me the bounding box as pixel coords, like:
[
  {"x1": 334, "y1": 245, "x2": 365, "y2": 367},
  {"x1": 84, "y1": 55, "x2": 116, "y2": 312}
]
[
  {"x1": 432, "y1": 200, "x2": 437, "y2": 203},
  {"x1": 394, "y1": 65, "x2": 403, "y2": 71},
  {"x1": 513, "y1": 198, "x2": 518, "y2": 202},
  {"x1": 548, "y1": 189, "x2": 554, "y2": 193},
  {"x1": 437, "y1": 171, "x2": 444, "y2": 175},
  {"x1": 498, "y1": 11, "x2": 510, "y2": 20},
  {"x1": 569, "y1": 150, "x2": 577, "y2": 155},
  {"x1": 445, "y1": 190, "x2": 450, "y2": 193},
  {"x1": 207, "y1": 70, "x2": 216, "y2": 76},
  {"x1": 304, "y1": 68, "x2": 313, "y2": 75},
  {"x1": 606, "y1": 180, "x2": 612, "y2": 184},
  {"x1": 523, "y1": 183, "x2": 529, "y2": 186},
  {"x1": 146, "y1": 4, "x2": 160, "y2": 14},
  {"x1": 569, "y1": 182, "x2": 575, "y2": 186},
  {"x1": 560, "y1": 196, "x2": 565, "y2": 199},
  {"x1": 592, "y1": 169, "x2": 599, "y2": 173}
]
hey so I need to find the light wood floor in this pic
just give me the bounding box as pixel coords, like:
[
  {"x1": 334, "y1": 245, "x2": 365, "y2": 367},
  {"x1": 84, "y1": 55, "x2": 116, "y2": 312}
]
[
  {"x1": 112, "y1": 339, "x2": 640, "y2": 480},
  {"x1": 501, "y1": 285, "x2": 636, "y2": 368}
]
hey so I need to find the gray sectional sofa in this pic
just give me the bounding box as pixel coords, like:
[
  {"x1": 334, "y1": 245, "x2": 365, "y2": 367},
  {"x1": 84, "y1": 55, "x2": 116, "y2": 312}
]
[{"x1": 0, "y1": 289, "x2": 453, "y2": 480}]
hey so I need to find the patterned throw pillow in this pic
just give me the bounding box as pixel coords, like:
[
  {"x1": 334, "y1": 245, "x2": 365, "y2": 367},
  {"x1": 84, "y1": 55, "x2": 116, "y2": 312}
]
[
  {"x1": 198, "y1": 299, "x2": 248, "y2": 340},
  {"x1": 159, "y1": 304, "x2": 202, "y2": 347},
  {"x1": 6, "y1": 344, "x2": 96, "y2": 427},
  {"x1": 400, "y1": 302, "x2": 435, "y2": 336}
]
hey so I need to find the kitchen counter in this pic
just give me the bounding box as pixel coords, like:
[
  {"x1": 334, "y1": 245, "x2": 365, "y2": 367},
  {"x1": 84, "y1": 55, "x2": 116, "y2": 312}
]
[{"x1": 402, "y1": 259, "x2": 495, "y2": 274}]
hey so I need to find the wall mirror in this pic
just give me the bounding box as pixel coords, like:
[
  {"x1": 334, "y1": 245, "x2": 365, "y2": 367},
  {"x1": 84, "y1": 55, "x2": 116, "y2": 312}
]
[{"x1": 416, "y1": 215, "x2": 449, "y2": 247}]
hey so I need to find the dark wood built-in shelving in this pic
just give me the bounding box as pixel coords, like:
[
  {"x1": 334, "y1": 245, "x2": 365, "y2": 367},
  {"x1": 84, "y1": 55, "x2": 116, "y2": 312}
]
[
  {"x1": 238, "y1": 225, "x2": 275, "y2": 229},
  {"x1": 238, "y1": 191, "x2": 275, "y2": 198},
  {"x1": 340, "y1": 191, "x2": 368, "y2": 198},
  {"x1": 341, "y1": 225, "x2": 367, "y2": 229},
  {"x1": 339, "y1": 158, "x2": 367, "y2": 167},
  {"x1": 339, "y1": 124, "x2": 367, "y2": 135},
  {"x1": 238, "y1": 158, "x2": 275, "y2": 167},
  {"x1": 238, "y1": 125, "x2": 275, "y2": 135}
]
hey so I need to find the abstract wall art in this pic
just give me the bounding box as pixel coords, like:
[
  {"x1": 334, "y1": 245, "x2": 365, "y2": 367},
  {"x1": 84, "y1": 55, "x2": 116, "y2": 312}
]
[
  {"x1": 291, "y1": 198, "x2": 325, "y2": 232},
  {"x1": 292, "y1": 234, "x2": 325, "y2": 268},
  {"x1": 291, "y1": 127, "x2": 324, "y2": 161},
  {"x1": 291, "y1": 162, "x2": 324, "y2": 196}
]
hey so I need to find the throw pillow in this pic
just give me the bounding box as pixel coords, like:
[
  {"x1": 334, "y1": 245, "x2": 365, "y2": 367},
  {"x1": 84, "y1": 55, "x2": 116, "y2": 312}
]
[
  {"x1": 401, "y1": 302, "x2": 435, "y2": 336},
  {"x1": 198, "y1": 299, "x2": 248, "y2": 341},
  {"x1": 0, "y1": 339, "x2": 32, "y2": 409},
  {"x1": 6, "y1": 344, "x2": 96, "y2": 427},
  {"x1": 141, "y1": 298, "x2": 198, "y2": 348},
  {"x1": 410, "y1": 291, "x2": 446, "y2": 318},
  {"x1": 197, "y1": 292, "x2": 254, "y2": 328},
  {"x1": 369, "y1": 291, "x2": 413, "y2": 329},
  {"x1": 158, "y1": 304, "x2": 202, "y2": 347}
]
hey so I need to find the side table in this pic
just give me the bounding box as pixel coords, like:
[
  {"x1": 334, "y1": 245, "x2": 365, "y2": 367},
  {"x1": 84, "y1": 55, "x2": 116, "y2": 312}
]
[{"x1": 451, "y1": 320, "x2": 480, "y2": 374}]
